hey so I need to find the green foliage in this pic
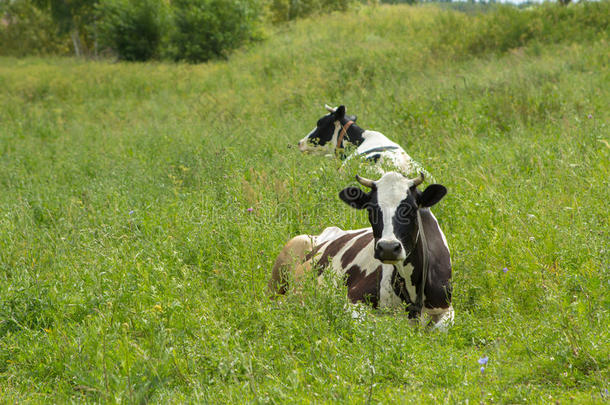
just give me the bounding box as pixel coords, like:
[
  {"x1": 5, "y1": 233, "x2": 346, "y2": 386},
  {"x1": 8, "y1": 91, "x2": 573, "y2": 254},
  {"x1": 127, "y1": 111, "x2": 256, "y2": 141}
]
[
  {"x1": 33, "y1": 0, "x2": 99, "y2": 55},
  {"x1": 0, "y1": 4, "x2": 609, "y2": 402},
  {"x1": 0, "y1": 0, "x2": 70, "y2": 56},
  {"x1": 167, "y1": 0, "x2": 263, "y2": 62},
  {"x1": 429, "y1": 2, "x2": 610, "y2": 59},
  {"x1": 96, "y1": 0, "x2": 167, "y2": 61},
  {"x1": 33, "y1": 0, "x2": 97, "y2": 33},
  {"x1": 267, "y1": 0, "x2": 351, "y2": 23},
  {"x1": 380, "y1": 0, "x2": 416, "y2": 5}
]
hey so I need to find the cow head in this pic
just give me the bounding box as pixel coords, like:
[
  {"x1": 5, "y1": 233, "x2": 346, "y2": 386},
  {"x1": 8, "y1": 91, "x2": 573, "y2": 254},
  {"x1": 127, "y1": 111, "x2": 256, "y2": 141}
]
[
  {"x1": 339, "y1": 172, "x2": 447, "y2": 264},
  {"x1": 297, "y1": 104, "x2": 357, "y2": 153}
]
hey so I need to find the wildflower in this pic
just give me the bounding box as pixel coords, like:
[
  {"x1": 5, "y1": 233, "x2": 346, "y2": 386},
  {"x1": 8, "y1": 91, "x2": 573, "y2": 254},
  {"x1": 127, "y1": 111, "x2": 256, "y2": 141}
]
[
  {"x1": 478, "y1": 356, "x2": 489, "y2": 365},
  {"x1": 481, "y1": 366, "x2": 485, "y2": 373},
  {"x1": 129, "y1": 210, "x2": 134, "y2": 215},
  {"x1": 503, "y1": 267, "x2": 508, "y2": 273},
  {"x1": 246, "y1": 207, "x2": 253, "y2": 212},
  {"x1": 587, "y1": 114, "x2": 593, "y2": 119}
]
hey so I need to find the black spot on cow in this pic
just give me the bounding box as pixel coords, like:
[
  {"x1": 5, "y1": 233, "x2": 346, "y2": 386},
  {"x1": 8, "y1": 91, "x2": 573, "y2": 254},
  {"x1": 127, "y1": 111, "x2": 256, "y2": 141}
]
[{"x1": 346, "y1": 264, "x2": 383, "y2": 308}]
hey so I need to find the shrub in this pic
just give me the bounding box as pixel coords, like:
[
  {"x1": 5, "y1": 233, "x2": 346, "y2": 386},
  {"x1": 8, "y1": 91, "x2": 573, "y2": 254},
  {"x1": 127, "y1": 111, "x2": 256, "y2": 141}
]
[
  {"x1": 167, "y1": 0, "x2": 262, "y2": 63},
  {"x1": 267, "y1": 0, "x2": 351, "y2": 23},
  {"x1": 429, "y1": 1, "x2": 610, "y2": 60},
  {"x1": 0, "y1": 0, "x2": 70, "y2": 56},
  {"x1": 96, "y1": 0, "x2": 167, "y2": 61}
]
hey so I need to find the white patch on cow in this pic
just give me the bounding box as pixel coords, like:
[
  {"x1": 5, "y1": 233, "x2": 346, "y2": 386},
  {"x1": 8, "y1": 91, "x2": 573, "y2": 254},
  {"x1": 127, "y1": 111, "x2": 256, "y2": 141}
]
[
  {"x1": 352, "y1": 131, "x2": 425, "y2": 177},
  {"x1": 315, "y1": 226, "x2": 348, "y2": 246},
  {"x1": 310, "y1": 228, "x2": 372, "y2": 283},
  {"x1": 384, "y1": 151, "x2": 423, "y2": 176},
  {"x1": 357, "y1": 130, "x2": 400, "y2": 151},
  {"x1": 328, "y1": 231, "x2": 367, "y2": 276},
  {"x1": 379, "y1": 264, "x2": 403, "y2": 307},
  {"x1": 341, "y1": 236, "x2": 376, "y2": 272},
  {"x1": 374, "y1": 172, "x2": 413, "y2": 260},
  {"x1": 397, "y1": 262, "x2": 417, "y2": 304}
]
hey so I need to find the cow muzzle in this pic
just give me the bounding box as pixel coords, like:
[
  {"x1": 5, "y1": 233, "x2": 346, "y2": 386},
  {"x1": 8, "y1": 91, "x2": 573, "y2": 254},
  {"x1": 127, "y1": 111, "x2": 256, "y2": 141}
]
[
  {"x1": 298, "y1": 140, "x2": 308, "y2": 152},
  {"x1": 375, "y1": 239, "x2": 405, "y2": 263}
]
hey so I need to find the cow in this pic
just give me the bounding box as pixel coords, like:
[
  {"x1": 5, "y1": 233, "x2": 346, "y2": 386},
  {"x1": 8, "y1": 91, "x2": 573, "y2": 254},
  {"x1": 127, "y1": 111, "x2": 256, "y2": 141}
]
[
  {"x1": 297, "y1": 105, "x2": 426, "y2": 177},
  {"x1": 269, "y1": 171, "x2": 454, "y2": 330}
]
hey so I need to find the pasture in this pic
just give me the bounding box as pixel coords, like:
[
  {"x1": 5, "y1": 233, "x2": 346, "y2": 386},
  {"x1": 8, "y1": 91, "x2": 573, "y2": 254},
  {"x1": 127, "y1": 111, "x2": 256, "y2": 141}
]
[{"x1": 0, "y1": 4, "x2": 608, "y2": 402}]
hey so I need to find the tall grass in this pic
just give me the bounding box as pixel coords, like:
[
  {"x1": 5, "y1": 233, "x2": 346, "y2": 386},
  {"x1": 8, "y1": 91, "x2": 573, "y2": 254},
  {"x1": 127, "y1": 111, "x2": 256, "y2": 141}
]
[{"x1": 0, "y1": 4, "x2": 608, "y2": 402}]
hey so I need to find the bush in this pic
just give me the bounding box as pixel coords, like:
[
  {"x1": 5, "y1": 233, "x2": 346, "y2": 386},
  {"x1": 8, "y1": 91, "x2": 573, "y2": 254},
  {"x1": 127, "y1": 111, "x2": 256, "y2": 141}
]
[
  {"x1": 267, "y1": 0, "x2": 351, "y2": 23},
  {"x1": 0, "y1": 0, "x2": 70, "y2": 56},
  {"x1": 96, "y1": 0, "x2": 167, "y2": 61},
  {"x1": 167, "y1": 0, "x2": 262, "y2": 63},
  {"x1": 429, "y1": 1, "x2": 610, "y2": 60}
]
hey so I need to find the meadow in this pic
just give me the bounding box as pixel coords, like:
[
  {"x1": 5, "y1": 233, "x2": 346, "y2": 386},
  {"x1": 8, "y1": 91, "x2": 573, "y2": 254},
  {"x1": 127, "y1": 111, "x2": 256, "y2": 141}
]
[{"x1": 0, "y1": 3, "x2": 608, "y2": 403}]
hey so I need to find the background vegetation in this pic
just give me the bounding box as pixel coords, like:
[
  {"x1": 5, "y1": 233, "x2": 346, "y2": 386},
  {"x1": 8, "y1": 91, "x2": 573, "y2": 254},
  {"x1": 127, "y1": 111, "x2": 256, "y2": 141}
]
[
  {"x1": 0, "y1": 0, "x2": 351, "y2": 60},
  {"x1": 3, "y1": 0, "x2": 604, "y2": 61},
  {"x1": 0, "y1": 2, "x2": 608, "y2": 403}
]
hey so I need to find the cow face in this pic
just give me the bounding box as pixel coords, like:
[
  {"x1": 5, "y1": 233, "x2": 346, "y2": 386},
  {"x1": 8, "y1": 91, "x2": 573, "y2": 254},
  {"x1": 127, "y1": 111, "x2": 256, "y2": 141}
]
[
  {"x1": 339, "y1": 172, "x2": 447, "y2": 264},
  {"x1": 297, "y1": 105, "x2": 357, "y2": 153}
]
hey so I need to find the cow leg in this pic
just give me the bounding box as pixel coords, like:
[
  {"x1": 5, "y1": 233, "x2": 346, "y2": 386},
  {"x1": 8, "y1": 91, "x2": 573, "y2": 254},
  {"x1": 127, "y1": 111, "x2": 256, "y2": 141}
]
[
  {"x1": 268, "y1": 235, "x2": 314, "y2": 296},
  {"x1": 426, "y1": 306, "x2": 454, "y2": 332}
]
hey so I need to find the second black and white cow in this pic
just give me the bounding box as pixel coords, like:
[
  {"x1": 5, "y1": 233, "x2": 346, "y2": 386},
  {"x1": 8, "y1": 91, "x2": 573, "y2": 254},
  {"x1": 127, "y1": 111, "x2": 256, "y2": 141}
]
[
  {"x1": 298, "y1": 105, "x2": 425, "y2": 176},
  {"x1": 269, "y1": 171, "x2": 453, "y2": 329}
]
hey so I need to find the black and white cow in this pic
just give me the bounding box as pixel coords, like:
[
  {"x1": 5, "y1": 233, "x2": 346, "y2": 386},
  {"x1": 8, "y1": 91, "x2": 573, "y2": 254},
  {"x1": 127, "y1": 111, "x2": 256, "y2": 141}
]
[
  {"x1": 269, "y1": 171, "x2": 453, "y2": 329},
  {"x1": 298, "y1": 105, "x2": 425, "y2": 176}
]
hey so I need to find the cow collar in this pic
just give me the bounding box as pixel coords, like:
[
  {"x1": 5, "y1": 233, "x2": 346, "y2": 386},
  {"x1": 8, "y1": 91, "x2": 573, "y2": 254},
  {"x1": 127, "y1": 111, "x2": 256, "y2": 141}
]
[{"x1": 335, "y1": 120, "x2": 354, "y2": 155}]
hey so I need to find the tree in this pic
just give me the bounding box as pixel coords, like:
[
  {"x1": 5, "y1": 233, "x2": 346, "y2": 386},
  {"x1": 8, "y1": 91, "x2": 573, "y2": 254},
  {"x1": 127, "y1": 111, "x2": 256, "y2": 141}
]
[{"x1": 33, "y1": 0, "x2": 98, "y2": 56}]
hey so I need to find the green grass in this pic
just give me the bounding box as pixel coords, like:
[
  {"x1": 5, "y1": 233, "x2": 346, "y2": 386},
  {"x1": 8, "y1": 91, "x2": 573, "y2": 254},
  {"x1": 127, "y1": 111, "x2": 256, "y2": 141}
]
[{"x1": 0, "y1": 3, "x2": 609, "y2": 403}]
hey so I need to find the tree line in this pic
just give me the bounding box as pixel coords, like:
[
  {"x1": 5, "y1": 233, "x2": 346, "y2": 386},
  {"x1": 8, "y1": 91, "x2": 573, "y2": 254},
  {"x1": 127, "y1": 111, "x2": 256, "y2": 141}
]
[
  {"x1": 0, "y1": 0, "x2": 599, "y2": 62},
  {"x1": 0, "y1": 0, "x2": 351, "y2": 61}
]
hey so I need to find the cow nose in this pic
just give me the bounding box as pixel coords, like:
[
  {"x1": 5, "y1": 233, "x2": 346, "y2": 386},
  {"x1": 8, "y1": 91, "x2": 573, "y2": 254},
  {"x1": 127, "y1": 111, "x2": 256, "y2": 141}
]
[{"x1": 375, "y1": 240, "x2": 402, "y2": 262}]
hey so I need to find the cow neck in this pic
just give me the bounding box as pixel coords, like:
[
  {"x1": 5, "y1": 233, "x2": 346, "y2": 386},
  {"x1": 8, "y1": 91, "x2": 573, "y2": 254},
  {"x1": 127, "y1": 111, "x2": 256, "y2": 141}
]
[
  {"x1": 415, "y1": 209, "x2": 430, "y2": 309},
  {"x1": 335, "y1": 118, "x2": 364, "y2": 152}
]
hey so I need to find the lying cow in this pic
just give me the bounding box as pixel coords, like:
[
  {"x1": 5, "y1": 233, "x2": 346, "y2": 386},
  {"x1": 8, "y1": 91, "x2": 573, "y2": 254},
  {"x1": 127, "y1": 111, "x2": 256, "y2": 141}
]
[
  {"x1": 269, "y1": 171, "x2": 454, "y2": 329},
  {"x1": 298, "y1": 105, "x2": 425, "y2": 176}
]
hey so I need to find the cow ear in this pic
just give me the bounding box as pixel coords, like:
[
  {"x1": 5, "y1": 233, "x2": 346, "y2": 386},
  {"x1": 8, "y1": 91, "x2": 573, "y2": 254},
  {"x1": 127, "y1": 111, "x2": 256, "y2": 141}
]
[
  {"x1": 339, "y1": 187, "x2": 370, "y2": 210},
  {"x1": 417, "y1": 184, "x2": 447, "y2": 208},
  {"x1": 334, "y1": 105, "x2": 346, "y2": 120}
]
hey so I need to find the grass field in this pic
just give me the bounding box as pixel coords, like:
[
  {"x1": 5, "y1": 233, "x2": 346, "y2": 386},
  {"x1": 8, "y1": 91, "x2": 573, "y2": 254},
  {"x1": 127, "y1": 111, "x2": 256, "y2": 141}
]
[{"x1": 0, "y1": 3, "x2": 609, "y2": 403}]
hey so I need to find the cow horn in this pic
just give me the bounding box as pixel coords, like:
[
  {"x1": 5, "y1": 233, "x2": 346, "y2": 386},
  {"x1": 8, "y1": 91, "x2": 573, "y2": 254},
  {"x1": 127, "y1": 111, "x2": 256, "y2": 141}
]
[
  {"x1": 356, "y1": 175, "x2": 374, "y2": 188},
  {"x1": 410, "y1": 172, "x2": 425, "y2": 187},
  {"x1": 324, "y1": 104, "x2": 337, "y2": 113}
]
